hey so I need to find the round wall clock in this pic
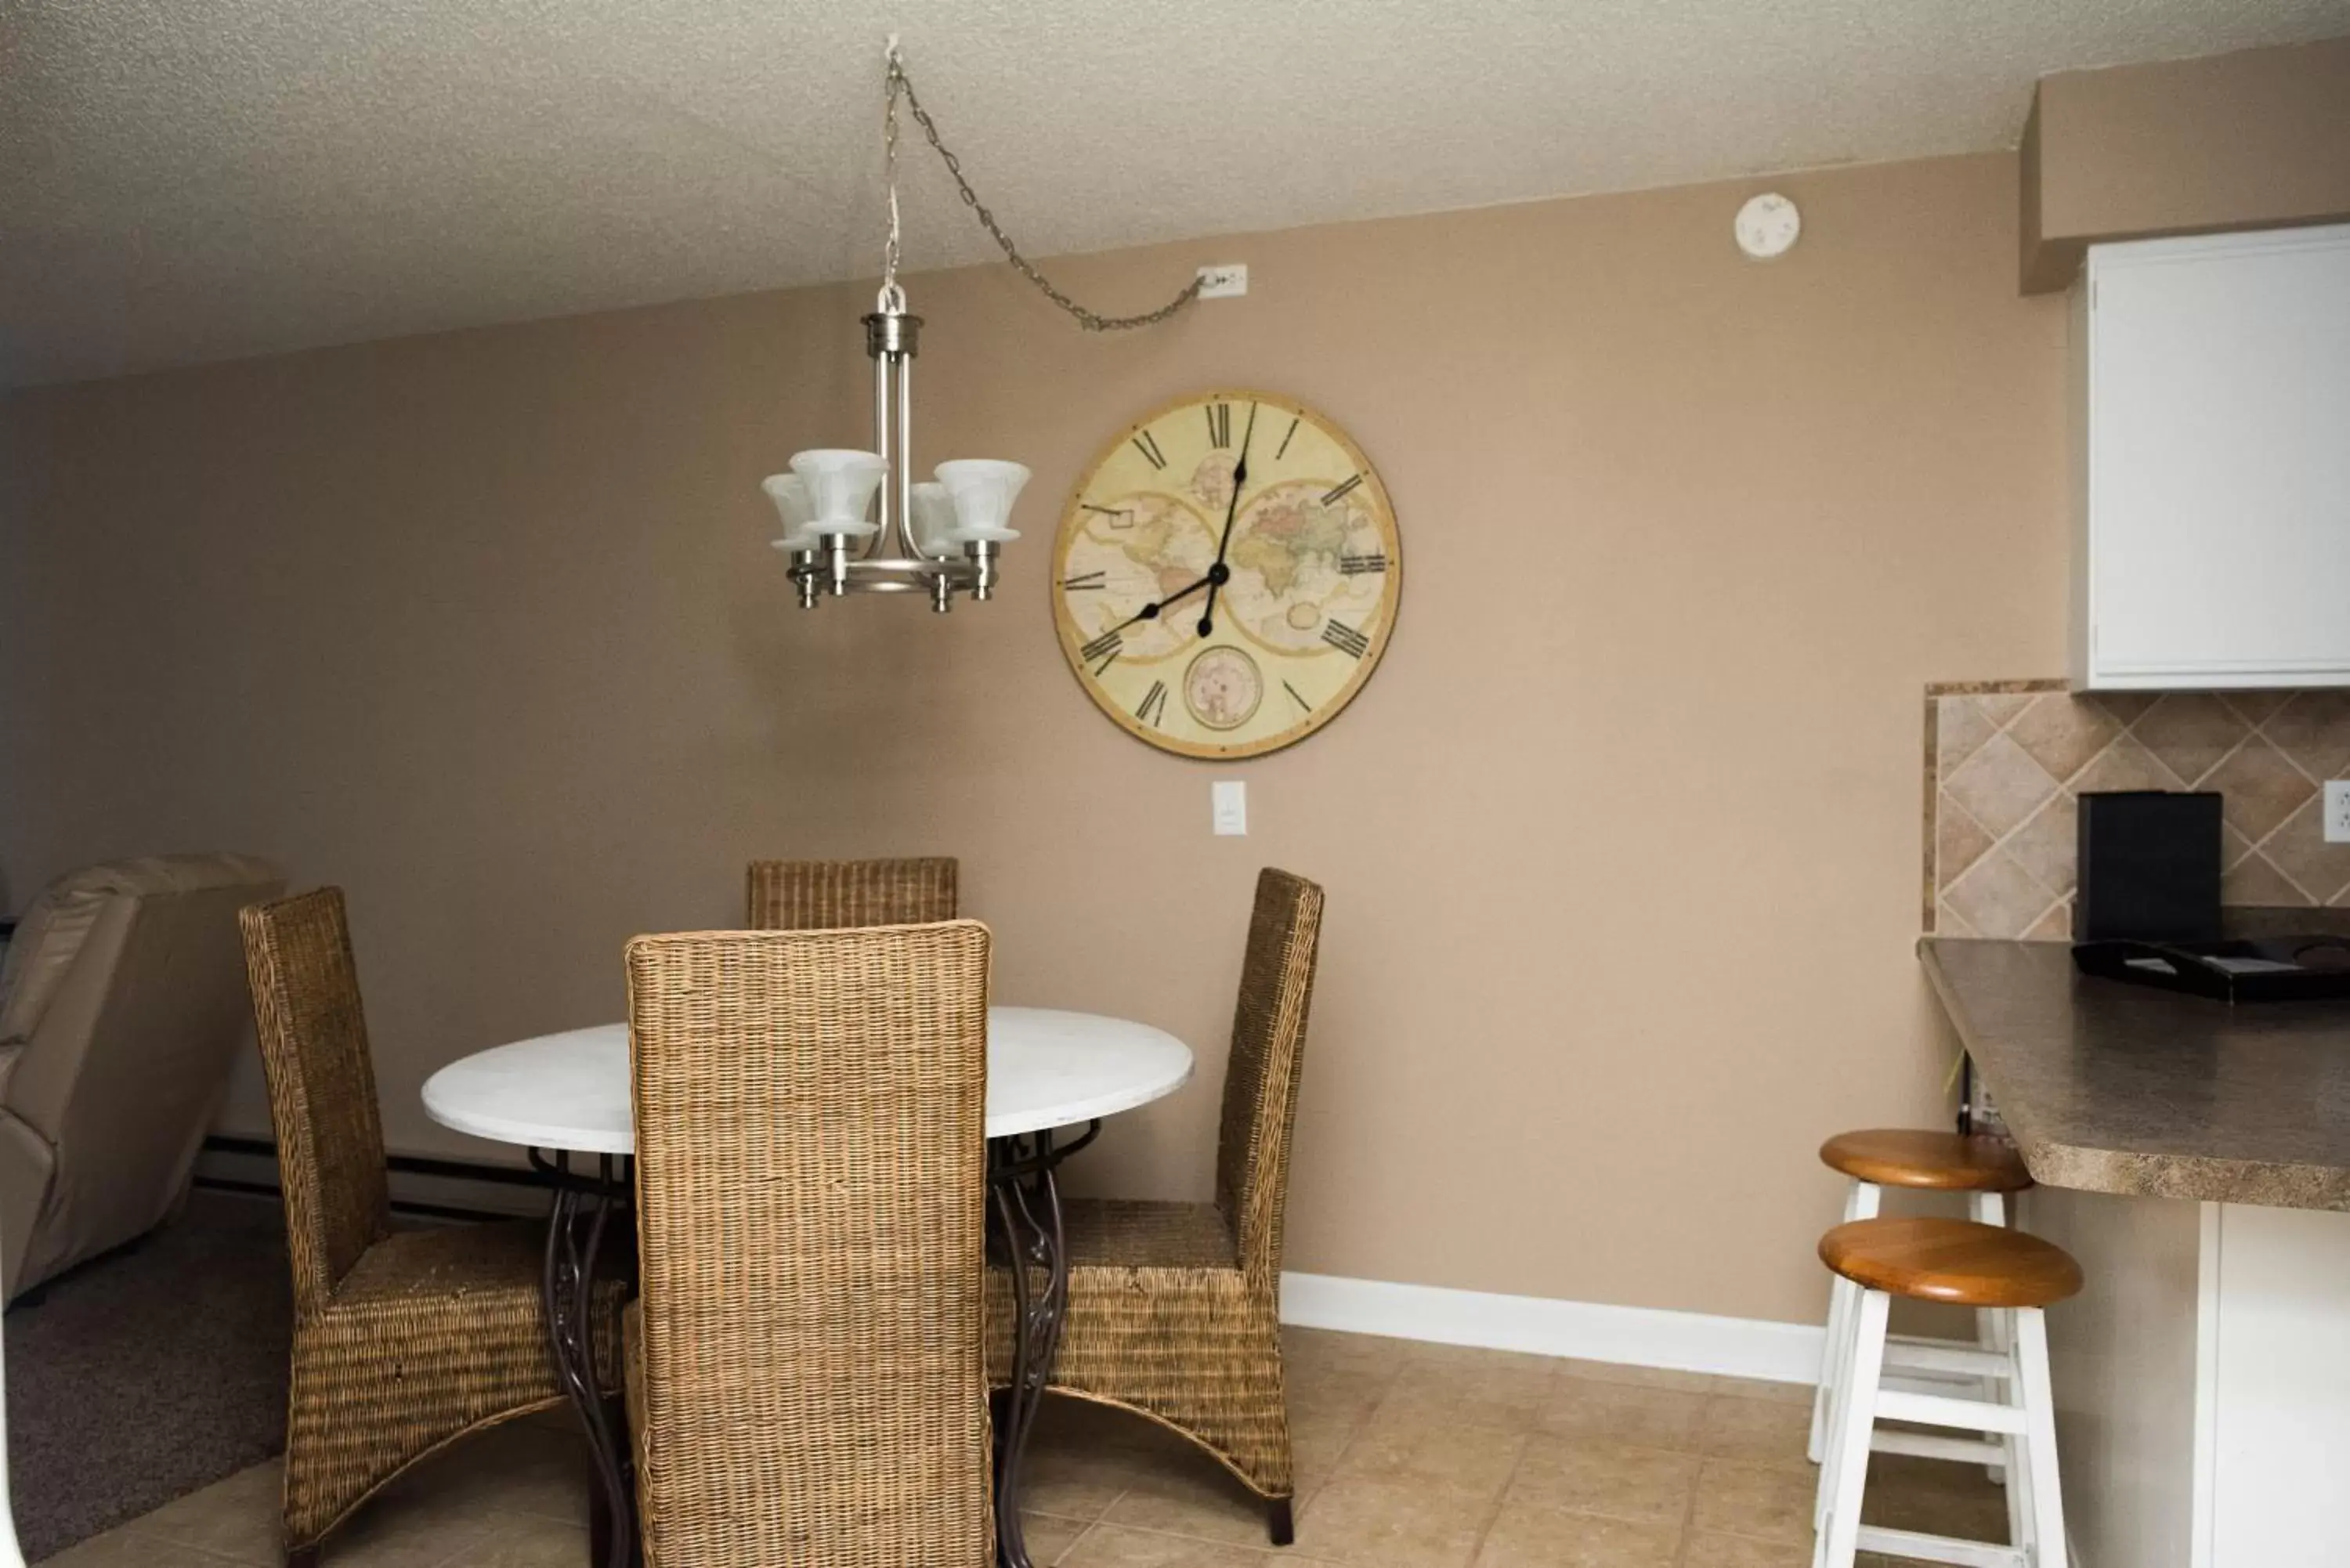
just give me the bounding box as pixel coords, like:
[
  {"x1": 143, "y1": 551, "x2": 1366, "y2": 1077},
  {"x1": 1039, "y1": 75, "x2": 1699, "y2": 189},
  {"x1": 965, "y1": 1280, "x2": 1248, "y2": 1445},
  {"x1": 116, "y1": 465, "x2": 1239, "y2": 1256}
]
[{"x1": 1051, "y1": 390, "x2": 1402, "y2": 760}]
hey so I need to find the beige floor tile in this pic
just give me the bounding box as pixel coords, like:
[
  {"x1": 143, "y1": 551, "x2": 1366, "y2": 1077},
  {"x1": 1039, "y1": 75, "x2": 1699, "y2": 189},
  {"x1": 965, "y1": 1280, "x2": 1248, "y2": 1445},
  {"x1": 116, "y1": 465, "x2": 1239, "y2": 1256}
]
[
  {"x1": 113, "y1": 1460, "x2": 284, "y2": 1564},
  {"x1": 1378, "y1": 1357, "x2": 1556, "y2": 1435},
  {"x1": 1021, "y1": 1511, "x2": 1099, "y2": 1566},
  {"x1": 1060, "y1": 1522, "x2": 1310, "y2": 1565},
  {"x1": 1099, "y1": 1443, "x2": 1286, "y2": 1548},
  {"x1": 1335, "y1": 1403, "x2": 1529, "y2": 1494},
  {"x1": 1036, "y1": 1394, "x2": 1176, "y2": 1455},
  {"x1": 1293, "y1": 1406, "x2": 1371, "y2": 1499},
  {"x1": 1471, "y1": 1500, "x2": 1679, "y2": 1568},
  {"x1": 1697, "y1": 1396, "x2": 1813, "y2": 1472},
  {"x1": 457, "y1": 1513, "x2": 593, "y2": 1567},
  {"x1": 1289, "y1": 1469, "x2": 1506, "y2": 1568},
  {"x1": 35, "y1": 1530, "x2": 255, "y2": 1568},
  {"x1": 1403, "y1": 1342, "x2": 1565, "y2": 1380},
  {"x1": 1535, "y1": 1380, "x2": 1706, "y2": 1452},
  {"x1": 1291, "y1": 1360, "x2": 1414, "y2": 1431},
  {"x1": 1551, "y1": 1359, "x2": 1716, "y2": 1396},
  {"x1": 1858, "y1": 1452, "x2": 2010, "y2": 1541},
  {"x1": 1499, "y1": 1436, "x2": 1697, "y2": 1528},
  {"x1": 387, "y1": 1418, "x2": 594, "y2": 1526},
  {"x1": 1681, "y1": 1530, "x2": 1813, "y2": 1566},
  {"x1": 1690, "y1": 1460, "x2": 1814, "y2": 1546},
  {"x1": 1025, "y1": 1438, "x2": 1152, "y2": 1523},
  {"x1": 306, "y1": 1486, "x2": 508, "y2": 1568},
  {"x1": 1285, "y1": 1326, "x2": 1417, "y2": 1382},
  {"x1": 1708, "y1": 1375, "x2": 1815, "y2": 1407}
]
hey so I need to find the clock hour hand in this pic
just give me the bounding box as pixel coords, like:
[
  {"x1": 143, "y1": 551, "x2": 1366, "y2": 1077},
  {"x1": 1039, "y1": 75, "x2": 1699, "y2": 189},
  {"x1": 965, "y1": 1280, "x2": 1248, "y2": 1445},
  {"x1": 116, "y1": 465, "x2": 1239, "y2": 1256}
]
[{"x1": 1106, "y1": 570, "x2": 1216, "y2": 635}]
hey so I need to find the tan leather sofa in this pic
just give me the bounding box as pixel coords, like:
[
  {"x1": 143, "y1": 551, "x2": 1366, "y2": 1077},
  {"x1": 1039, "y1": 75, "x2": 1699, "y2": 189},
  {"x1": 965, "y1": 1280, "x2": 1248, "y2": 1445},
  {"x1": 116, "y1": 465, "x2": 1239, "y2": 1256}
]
[{"x1": 0, "y1": 854, "x2": 284, "y2": 1301}]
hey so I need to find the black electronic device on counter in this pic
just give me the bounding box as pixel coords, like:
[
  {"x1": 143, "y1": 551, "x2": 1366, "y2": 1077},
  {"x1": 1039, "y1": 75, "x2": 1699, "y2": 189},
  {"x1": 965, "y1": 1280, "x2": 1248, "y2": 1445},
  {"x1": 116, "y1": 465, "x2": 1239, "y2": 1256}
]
[
  {"x1": 2070, "y1": 788, "x2": 2350, "y2": 1001},
  {"x1": 2073, "y1": 790, "x2": 2222, "y2": 943},
  {"x1": 2072, "y1": 934, "x2": 2350, "y2": 1002}
]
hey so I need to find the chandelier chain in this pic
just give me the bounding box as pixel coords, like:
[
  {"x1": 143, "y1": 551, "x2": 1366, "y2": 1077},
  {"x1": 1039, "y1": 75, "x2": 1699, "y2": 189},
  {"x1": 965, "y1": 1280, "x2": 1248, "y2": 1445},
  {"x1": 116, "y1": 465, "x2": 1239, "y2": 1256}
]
[{"x1": 882, "y1": 42, "x2": 1201, "y2": 331}]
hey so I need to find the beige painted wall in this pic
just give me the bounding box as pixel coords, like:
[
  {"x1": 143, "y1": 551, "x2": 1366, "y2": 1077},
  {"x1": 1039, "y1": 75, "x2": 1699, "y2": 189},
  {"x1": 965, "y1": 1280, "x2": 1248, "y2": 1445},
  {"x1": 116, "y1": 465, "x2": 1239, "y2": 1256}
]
[
  {"x1": 2021, "y1": 35, "x2": 2350, "y2": 292},
  {"x1": 0, "y1": 152, "x2": 2067, "y2": 1324}
]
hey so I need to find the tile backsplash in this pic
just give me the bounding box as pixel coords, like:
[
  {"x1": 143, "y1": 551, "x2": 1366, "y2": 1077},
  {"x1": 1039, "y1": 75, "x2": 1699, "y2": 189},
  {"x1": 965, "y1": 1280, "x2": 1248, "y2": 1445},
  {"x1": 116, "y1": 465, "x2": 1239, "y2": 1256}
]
[{"x1": 1925, "y1": 682, "x2": 2350, "y2": 939}]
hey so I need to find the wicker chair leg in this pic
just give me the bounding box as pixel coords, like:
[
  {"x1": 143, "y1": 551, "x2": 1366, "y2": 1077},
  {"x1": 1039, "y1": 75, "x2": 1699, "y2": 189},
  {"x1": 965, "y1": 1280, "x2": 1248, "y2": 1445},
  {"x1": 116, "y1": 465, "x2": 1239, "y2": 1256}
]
[
  {"x1": 285, "y1": 1547, "x2": 320, "y2": 1568},
  {"x1": 1267, "y1": 1497, "x2": 1295, "y2": 1546}
]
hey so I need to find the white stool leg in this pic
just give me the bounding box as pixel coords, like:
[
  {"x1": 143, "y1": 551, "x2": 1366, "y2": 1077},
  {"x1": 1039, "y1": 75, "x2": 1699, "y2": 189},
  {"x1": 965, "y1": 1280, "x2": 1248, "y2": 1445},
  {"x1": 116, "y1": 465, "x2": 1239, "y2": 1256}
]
[
  {"x1": 1972, "y1": 1190, "x2": 2011, "y2": 1485},
  {"x1": 2002, "y1": 1304, "x2": 2034, "y2": 1553},
  {"x1": 1809, "y1": 1180, "x2": 1876, "y2": 1464},
  {"x1": 2015, "y1": 1306, "x2": 2068, "y2": 1568},
  {"x1": 1815, "y1": 1287, "x2": 1888, "y2": 1568}
]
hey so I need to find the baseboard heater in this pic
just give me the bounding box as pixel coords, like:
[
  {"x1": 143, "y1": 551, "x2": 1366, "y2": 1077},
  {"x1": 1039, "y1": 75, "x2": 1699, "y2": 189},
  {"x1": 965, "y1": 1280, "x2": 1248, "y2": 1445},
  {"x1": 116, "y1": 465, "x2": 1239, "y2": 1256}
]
[{"x1": 197, "y1": 1133, "x2": 556, "y2": 1223}]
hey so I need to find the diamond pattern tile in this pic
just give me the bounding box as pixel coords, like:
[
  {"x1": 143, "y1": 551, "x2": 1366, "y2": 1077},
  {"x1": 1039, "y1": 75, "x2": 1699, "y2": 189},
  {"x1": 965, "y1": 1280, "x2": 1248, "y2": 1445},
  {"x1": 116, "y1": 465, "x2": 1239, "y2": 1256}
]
[
  {"x1": 2131, "y1": 694, "x2": 2251, "y2": 786},
  {"x1": 1941, "y1": 732, "x2": 2057, "y2": 840},
  {"x1": 1925, "y1": 681, "x2": 2350, "y2": 936}
]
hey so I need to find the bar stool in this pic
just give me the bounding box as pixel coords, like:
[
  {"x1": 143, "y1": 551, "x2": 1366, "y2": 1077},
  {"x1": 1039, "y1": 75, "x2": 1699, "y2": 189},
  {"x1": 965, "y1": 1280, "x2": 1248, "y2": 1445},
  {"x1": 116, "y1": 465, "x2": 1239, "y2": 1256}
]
[
  {"x1": 1809, "y1": 1130, "x2": 2034, "y2": 1469},
  {"x1": 1812, "y1": 1216, "x2": 2081, "y2": 1568}
]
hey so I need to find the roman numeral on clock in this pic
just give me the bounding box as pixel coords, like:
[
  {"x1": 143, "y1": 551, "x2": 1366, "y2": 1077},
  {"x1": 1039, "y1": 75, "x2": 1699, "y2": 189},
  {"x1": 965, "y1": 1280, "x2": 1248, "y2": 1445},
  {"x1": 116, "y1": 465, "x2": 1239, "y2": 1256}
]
[
  {"x1": 1131, "y1": 429, "x2": 1167, "y2": 470},
  {"x1": 1135, "y1": 680, "x2": 1169, "y2": 727},
  {"x1": 1284, "y1": 680, "x2": 1312, "y2": 714},
  {"x1": 1321, "y1": 474, "x2": 1365, "y2": 506},
  {"x1": 1203, "y1": 403, "x2": 1231, "y2": 448},
  {"x1": 1080, "y1": 627, "x2": 1123, "y2": 674},
  {"x1": 1274, "y1": 415, "x2": 1300, "y2": 461},
  {"x1": 1322, "y1": 620, "x2": 1370, "y2": 659},
  {"x1": 1059, "y1": 570, "x2": 1105, "y2": 591},
  {"x1": 1338, "y1": 552, "x2": 1387, "y2": 576}
]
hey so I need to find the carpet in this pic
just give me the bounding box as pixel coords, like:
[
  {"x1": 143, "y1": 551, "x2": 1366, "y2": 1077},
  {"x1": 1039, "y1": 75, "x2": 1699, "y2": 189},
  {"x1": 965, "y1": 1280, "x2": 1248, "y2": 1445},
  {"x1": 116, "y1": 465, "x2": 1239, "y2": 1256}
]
[{"x1": 5, "y1": 1189, "x2": 293, "y2": 1560}]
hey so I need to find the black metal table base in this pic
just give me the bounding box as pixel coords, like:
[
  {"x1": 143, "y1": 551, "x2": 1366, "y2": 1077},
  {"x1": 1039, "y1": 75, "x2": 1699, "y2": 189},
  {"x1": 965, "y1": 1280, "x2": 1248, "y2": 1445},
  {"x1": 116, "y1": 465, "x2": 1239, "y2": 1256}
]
[
  {"x1": 534, "y1": 1149, "x2": 637, "y2": 1568},
  {"x1": 989, "y1": 1126, "x2": 1076, "y2": 1568}
]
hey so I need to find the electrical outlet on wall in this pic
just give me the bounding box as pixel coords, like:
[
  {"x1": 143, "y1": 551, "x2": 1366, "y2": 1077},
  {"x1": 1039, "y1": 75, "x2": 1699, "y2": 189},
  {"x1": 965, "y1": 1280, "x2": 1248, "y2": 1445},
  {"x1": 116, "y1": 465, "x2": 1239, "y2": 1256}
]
[{"x1": 2326, "y1": 780, "x2": 2350, "y2": 844}]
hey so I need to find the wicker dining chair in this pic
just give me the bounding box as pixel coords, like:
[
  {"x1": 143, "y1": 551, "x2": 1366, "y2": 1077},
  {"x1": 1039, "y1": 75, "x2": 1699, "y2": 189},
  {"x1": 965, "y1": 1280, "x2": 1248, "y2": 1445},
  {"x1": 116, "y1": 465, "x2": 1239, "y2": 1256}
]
[
  {"x1": 241, "y1": 888, "x2": 613, "y2": 1567},
  {"x1": 623, "y1": 922, "x2": 995, "y2": 1568},
  {"x1": 744, "y1": 856, "x2": 958, "y2": 930},
  {"x1": 989, "y1": 867, "x2": 1325, "y2": 1545}
]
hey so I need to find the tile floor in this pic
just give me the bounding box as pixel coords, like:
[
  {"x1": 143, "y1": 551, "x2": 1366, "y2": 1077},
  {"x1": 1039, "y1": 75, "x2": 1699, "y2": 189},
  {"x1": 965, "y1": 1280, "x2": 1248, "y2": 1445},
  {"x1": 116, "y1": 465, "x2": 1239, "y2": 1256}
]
[{"x1": 40, "y1": 1328, "x2": 2006, "y2": 1567}]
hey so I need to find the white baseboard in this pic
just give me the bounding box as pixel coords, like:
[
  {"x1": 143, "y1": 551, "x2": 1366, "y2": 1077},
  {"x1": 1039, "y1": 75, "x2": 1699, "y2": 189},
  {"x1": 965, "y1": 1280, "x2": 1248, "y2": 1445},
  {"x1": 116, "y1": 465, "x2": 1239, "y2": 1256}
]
[{"x1": 1279, "y1": 1270, "x2": 1824, "y2": 1386}]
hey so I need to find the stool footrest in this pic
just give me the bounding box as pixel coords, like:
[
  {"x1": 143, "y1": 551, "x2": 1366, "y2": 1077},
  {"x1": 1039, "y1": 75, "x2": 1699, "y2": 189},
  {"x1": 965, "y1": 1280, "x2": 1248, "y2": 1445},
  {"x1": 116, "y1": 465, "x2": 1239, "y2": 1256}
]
[
  {"x1": 1855, "y1": 1525, "x2": 2026, "y2": 1568},
  {"x1": 1871, "y1": 1428, "x2": 2007, "y2": 1465},
  {"x1": 1875, "y1": 1389, "x2": 2026, "y2": 1434},
  {"x1": 1886, "y1": 1336, "x2": 2012, "y2": 1379}
]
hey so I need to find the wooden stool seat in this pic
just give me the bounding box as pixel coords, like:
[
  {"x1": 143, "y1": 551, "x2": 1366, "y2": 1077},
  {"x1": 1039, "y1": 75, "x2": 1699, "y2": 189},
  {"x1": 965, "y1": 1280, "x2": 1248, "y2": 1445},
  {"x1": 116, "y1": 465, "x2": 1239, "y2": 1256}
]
[
  {"x1": 1820, "y1": 1216, "x2": 2084, "y2": 1309},
  {"x1": 1818, "y1": 1128, "x2": 2032, "y2": 1193}
]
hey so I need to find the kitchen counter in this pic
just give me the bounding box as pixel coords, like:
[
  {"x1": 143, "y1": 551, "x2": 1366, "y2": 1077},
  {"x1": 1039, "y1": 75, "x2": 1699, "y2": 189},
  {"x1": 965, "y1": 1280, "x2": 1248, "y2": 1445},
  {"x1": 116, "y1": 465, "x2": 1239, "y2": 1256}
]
[{"x1": 1919, "y1": 937, "x2": 2350, "y2": 1210}]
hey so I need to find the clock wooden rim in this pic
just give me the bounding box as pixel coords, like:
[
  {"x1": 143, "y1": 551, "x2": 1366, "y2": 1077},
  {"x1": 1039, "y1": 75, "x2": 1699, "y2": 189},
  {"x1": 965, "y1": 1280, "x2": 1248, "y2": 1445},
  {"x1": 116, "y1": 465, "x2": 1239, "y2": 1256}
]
[{"x1": 1050, "y1": 386, "x2": 1403, "y2": 761}]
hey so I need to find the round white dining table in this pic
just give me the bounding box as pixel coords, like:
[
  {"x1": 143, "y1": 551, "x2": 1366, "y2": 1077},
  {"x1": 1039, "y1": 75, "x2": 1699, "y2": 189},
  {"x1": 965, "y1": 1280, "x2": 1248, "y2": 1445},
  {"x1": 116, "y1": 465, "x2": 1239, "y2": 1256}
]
[
  {"x1": 423, "y1": 1006, "x2": 1195, "y2": 1154},
  {"x1": 421, "y1": 1006, "x2": 1192, "y2": 1568}
]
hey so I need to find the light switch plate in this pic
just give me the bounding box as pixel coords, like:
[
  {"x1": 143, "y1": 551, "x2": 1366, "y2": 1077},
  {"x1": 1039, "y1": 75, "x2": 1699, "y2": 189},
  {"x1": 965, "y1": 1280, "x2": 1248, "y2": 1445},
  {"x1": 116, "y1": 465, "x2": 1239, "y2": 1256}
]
[
  {"x1": 1212, "y1": 780, "x2": 1248, "y2": 836},
  {"x1": 2326, "y1": 780, "x2": 2350, "y2": 844}
]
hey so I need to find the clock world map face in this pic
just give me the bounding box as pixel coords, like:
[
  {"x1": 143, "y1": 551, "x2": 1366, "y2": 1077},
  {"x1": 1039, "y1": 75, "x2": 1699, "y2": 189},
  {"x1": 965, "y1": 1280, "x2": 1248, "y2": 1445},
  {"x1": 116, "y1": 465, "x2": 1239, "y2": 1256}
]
[{"x1": 1051, "y1": 391, "x2": 1402, "y2": 759}]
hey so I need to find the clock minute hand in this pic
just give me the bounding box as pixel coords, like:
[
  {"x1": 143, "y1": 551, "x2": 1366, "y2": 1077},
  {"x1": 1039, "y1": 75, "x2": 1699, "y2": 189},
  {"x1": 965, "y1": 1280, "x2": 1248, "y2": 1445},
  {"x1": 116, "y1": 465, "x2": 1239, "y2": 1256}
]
[{"x1": 1199, "y1": 405, "x2": 1257, "y2": 635}]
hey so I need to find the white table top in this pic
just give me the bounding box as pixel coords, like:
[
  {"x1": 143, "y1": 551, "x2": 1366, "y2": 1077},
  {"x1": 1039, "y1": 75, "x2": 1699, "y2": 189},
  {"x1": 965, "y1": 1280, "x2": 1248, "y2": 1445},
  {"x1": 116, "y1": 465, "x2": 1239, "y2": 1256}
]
[{"x1": 421, "y1": 1006, "x2": 1195, "y2": 1154}]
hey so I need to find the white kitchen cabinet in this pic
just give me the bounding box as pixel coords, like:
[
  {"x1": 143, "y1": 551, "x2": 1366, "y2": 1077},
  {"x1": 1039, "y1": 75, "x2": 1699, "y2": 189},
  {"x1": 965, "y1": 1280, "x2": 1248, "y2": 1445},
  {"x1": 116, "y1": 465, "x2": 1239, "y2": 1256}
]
[{"x1": 2072, "y1": 224, "x2": 2350, "y2": 690}]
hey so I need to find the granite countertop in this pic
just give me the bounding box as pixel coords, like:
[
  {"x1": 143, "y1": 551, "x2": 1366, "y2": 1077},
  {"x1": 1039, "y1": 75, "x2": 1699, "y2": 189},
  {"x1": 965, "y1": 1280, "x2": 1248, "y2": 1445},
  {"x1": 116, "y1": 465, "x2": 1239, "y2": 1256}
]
[{"x1": 1921, "y1": 938, "x2": 2350, "y2": 1210}]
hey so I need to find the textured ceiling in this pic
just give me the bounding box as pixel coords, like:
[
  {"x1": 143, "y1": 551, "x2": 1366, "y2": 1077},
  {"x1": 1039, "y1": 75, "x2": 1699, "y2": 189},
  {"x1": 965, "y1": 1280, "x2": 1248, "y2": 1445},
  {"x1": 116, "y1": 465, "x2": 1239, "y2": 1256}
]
[{"x1": 5, "y1": 0, "x2": 2348, "y2": 388}]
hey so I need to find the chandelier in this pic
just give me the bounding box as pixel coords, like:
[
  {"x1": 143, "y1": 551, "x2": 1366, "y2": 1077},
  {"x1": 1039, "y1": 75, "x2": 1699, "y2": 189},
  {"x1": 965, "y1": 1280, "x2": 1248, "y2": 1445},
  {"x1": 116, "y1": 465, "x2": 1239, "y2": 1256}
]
[{"x1": 763, "y1": 39, "x2": 1202, "y2": 612}]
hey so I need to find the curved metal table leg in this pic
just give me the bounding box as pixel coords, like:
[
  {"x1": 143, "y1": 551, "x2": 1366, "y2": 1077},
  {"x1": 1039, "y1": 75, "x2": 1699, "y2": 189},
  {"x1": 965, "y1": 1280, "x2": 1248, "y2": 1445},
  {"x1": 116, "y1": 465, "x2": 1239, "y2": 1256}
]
[
  {"x1": 538, "y1": 1150, "x2": 638, "y2": 1568},
  {"x1": 991, "y1": 1129, "x2": 1072, "y2": 1568}
]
